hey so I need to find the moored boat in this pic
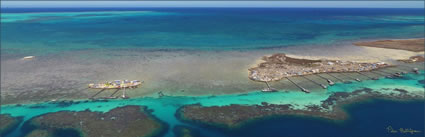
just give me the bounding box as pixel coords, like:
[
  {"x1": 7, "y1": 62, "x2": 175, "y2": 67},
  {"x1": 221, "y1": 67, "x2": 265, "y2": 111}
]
[{"x1": 88, "y1": 80, "x2": 142, "y2": 89}]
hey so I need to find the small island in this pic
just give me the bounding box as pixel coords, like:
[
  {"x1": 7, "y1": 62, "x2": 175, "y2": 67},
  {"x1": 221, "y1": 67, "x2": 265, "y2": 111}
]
[
  {"x1": 249, "y1": 53, "x2": 390, "y2": 82},
  {"x1": 22, "y1": 105, "x2": 167, "y2": 137},
  {"x1": 0, "y1": 114, "x2": 24, "y2": 136},
  {"x1": 354, "y1": 38, "x2": 425, "y2": 52}
]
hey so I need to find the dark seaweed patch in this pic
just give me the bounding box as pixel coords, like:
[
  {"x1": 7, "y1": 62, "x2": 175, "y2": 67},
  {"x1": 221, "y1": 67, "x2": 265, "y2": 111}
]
[
  {"x1": 419, "y1": 80, "x2": 425, "y2": 86},
  {"x1": 394, "y1": 88, "x2": 408, "y2": 93},
  {"x1": 29, "y1": 105, "x2": 47, "y2": 109},
  {"x1": 173, "y1": 125, "x2": 202, "y2": 137},
  {"x1": 55, "y1": 101, "x2": 74, "y2": 107}
]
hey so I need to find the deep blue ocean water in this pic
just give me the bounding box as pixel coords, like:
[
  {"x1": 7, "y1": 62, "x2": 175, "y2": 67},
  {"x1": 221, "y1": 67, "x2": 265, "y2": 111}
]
[
  {"x1": 1, "y1": 8, "x2": 424, "y2": 55},
  {"x1": 211, "y1": 99, "x2": 424, "y2": 137}
]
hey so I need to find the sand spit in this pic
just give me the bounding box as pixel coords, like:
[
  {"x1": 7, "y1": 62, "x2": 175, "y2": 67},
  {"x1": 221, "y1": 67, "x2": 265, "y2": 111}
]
[{"x1": 354, "y1": 38, "x2": 425, "y2": 52}]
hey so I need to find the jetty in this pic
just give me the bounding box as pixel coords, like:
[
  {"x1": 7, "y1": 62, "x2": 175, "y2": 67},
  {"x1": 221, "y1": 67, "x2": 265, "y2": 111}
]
[
  {"x1": 376, "y1": 70, "x2": 393, "y2": 75},
  {"x1": 377, "y1": 70, "x2": 398, "y2": 78},
  {"x1": 108, "y1": 89, "x2": 121, "y2": 99},
  {"x1": 261, "y1": 81, "x2": 278, "y2": 92},
  {"x1": 285, "y1": 77, "x2": 310, "y2": 93},
  {"x1": 387, "y1": 68, "x2": 407, "y2": 74},
  {"x1": 339, "y1": 73, "x2": 361, "y2": 82},
  {"x1": 315, "y1": 74, "x2": 335, "y2": 86},
  {"x1": 158, "y1": 91, "x2": 165, "y2": 97},
  {"x1": 89, "y1": 89, "x2": 106, "y2": 99},
  {"x1": 356, "y1": 72, "x2": 378, "y2": 80},
  {"x1": 379, "y1": 70, "x2": 403, "y2": 77},
  {"x1": 301, "y1": 76, "x2": 327, "y2": 89},
  {"x1": 398, "y1": 65, "x2": 413, "y2": 70},
  {"x1": 325, "y1": 73, "x2": 346, "y2": 83},
  {"x1": 370, "y1": 71, "x2": 392, "y2": 78},
  {"x1": 122, "y1": 87, "x2": 129, "y2": 99},
  {"x1": 398, "y1": 65, "x2": 420, "y2": 74}
]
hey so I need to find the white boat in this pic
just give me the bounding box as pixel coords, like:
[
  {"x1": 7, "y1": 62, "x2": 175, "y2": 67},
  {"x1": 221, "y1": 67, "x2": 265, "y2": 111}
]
[
  {"x1": 261, "y1": 81, "x2": 278, "y2": 92},
  {"x1": 262, "y1": 88, "x2": 278, "y2": 92},
  {"x1": 22, "y1": 56, "x2": 35, "y2": 60}
]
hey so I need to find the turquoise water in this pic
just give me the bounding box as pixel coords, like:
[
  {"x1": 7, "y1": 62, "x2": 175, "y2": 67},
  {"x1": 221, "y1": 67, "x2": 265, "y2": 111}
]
[
  {"x1": 1, "y1": 8, "x2": 424, "y2": 56},
  {"x1": 1, "y1": 71, "x2": 424, "y2": 137}
]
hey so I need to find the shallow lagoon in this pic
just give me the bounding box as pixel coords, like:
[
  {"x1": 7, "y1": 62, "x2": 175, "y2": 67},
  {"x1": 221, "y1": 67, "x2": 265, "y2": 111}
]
[{"x1": 1, "y1": 70, "x2": 424, "y2": 137}]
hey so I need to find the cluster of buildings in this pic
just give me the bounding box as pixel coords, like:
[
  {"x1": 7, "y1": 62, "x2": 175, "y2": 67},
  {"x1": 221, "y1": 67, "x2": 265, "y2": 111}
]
[
  {"x1": 88, "y1": 80, "x2": 142, "y2": 89},
  {"x1": 249, "y1": 55, "x2": 390, "y2": 82}
]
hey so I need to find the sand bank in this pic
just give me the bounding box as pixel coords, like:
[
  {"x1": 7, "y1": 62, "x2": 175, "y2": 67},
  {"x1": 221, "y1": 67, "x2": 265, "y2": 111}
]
[{"x1": 354, "y1": 38, "x2": 424, "y2": 52}]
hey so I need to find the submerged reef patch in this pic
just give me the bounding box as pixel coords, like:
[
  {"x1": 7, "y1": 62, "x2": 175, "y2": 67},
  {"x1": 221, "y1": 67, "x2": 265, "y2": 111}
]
[
  {"x1": 176, "y1": 88, "x2": 423, "y2": 129},
  {"x1": 0, "y1": 114, "x2": 24, "y2": 136},
  {"x1": 173, "y1": 125, "x2": 201, "y2": 137},
  {"x1": 21, "y1": 105, "x2": 168, "y2": 137}
]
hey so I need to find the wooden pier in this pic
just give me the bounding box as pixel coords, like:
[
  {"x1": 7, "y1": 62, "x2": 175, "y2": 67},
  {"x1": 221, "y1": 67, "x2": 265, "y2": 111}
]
[
  {"x1": 379, "y1": 69, "x2": 404, "y2": 77},
  {"x1": 262, "y1": 81, "x2": 278, "y2": 92},
  {"x1": 376, "y1": 70, "x2": 393, "y2": 75},
  {"x1": 89, "y1": 89, "x2": 106, "y2": 99},
  {"x1": 387, "y1": 67, "x2": 407, "y2": 74},
  {"x1": 286, "y1": 77, "x2": 310, "y2": 93},
  {"x1": 109, "y1": 89, "x2": 121, "y2": 98},
  {"x1": 158, "y1": 91, "x2": 165, "y2": 97},
  {"x1": 396, "y1": 65, "x2": 412, "y2": 71},
  {"x1": 370, "y1": 71, "x2": 392, "y2": 78},
  {"x1": 326, "y1": 73, "x2": 346, "y2": 82},
  {"x1": 315, "y1": 74, "x2": 335, "y2": 85},
  {"x1": 356, "y1": 72, "x2": 378, "y2": 80},
  {"x1": 301, "y1": 76, "x2": 327, "y2": 89},
  {"x1": 398, "y1": 65, "x2": 421, "y2": 74},
  {"x1": 337, "y1": 73, "x2": 360, "y2": 82}
]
